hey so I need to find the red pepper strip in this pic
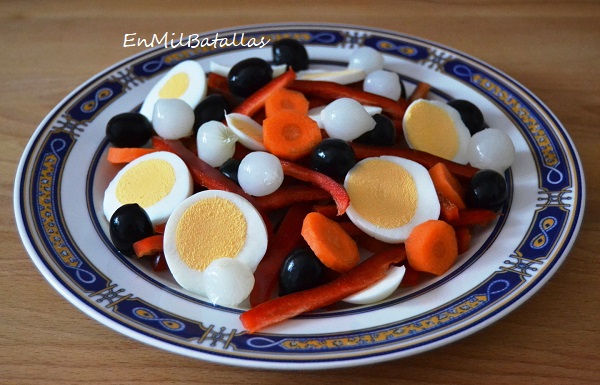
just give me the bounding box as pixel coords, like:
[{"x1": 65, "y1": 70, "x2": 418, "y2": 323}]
[
  {"x1": 400, "y1": 263, "x2": 420, "y2": 287},
  {"x1": 249, "y1": 203, "x2": 312, "y2": 307},
  {"x1": 350, "y1": 142, "x2": 479, "y2": 181},
  {"x1": 454, "y1": 225, "x2": 472, "y2": 254},
  {"x1": 354, "y1": 234, "x2": 395, "y2": 254},
  {"x1": 151, "y1": 136, "x2": 274, "y2": 235},
  {"x1": 133, "y1": 234, "x2": 164, "y2": 258},
  {"x1": 449, "y1": 209, "x2": 499, "y2": 227},
  {"x1": 280, "y1": 160, "x2": 350, "y2": 216},
  {"x1": 312, "y1": 204, "x2": 338, "y2": 218},
  {"x1": 233, "y1": 69, "x2": 297, "y2": 117},
  {"x1": 207, "y1": 72, "x2": 243, "y2": 108},
  {"x1": 240, "y1": 246, "x2": 406, "y2": 333},
  {"x1": 408, "y1": 82, "x2": 431, "y2": 103},
  {"x1": 254, "y1": 184, "x2": 330, "y2": 212},
  {"x1": 289, "y1": 80, "x2": 409, "y2": 121}
]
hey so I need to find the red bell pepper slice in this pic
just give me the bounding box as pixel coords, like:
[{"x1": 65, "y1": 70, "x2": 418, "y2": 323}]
[
  {"x1": 280, "y1": 160, "x2": 350, "y2": 216},
  {"x1": 350, "y1": 142, "x2": 479, "y2": 181},
  {"x1": 254, "y1": 184, "x2": 330, "y2": 212},
  {"x1": 289, "y1": 79, "x2": 408, "y2": 121},
  {"x1": 249, "y1": 203, "x2": 312, "y2": 307},
  {"x1": 240, "y1": 246, "x2": 406, "y2": 333},
  {"x1": 133, "y1": 234, "x2": 164, "y2": 258},
  {"x1": 233, "y1": 69, "x2": 297, "y2": 117},
  {"x1": 449, "y1": 209, "x2": 499, "y2": 227}
]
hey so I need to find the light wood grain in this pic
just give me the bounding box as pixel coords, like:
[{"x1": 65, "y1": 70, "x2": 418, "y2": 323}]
[{"x1": 2, "y1": 1, "x2": 599, "y2": 384}]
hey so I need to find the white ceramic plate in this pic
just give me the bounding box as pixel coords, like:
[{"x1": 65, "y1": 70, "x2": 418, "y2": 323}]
[{"x1": 14, "y1": 23, "x2": 585, "y2": 370}]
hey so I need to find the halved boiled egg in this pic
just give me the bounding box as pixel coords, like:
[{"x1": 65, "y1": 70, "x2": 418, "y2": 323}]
[
  {"x1": 402, "y1": 99, "x2": 471, "y2": 164},
  {"x1": 103, "y1": 151, "x2": 193, "y2": 226},
  {"x1": 343, "y1": 265, "x2": 406, "y2": 305},
  {"x1": 225, "y1": 112, "x2": 266, "y2": 151},
  {"x1": 139, "y1": 60, "x2": 207, "y2": 121},
  {"x1": 162, "y1": 190, "x2": 268, "y2": 304},
  {"x1": 343, "y1": 156, "x2": 440, "y2": 243}
]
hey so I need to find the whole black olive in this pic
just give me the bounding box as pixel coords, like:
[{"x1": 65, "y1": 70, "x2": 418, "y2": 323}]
[
  {"x1": 106, "y1": 112, "x2": 153, "y2": 148},
  {"x1": 227, "y1": 58, "x2": 273, "y2": 98},
  {"x1": 272, "y1": 38, "x2": 309, "y2": 71},
  {"x1": 466, "y1": 169, "x2": 508, "y2": 211},
  {"x1": 354, "y1": 114, "x2": 396, "y2": 146},
  {"x1": 109, "y1": 203, "x2": 154, "y2": 256},
  {"x1": 310, "y1": 138, "x2": 356, "y2": 181},
  {"x1": 219, "y1": 158, "x2": 241, "y2": 185},
  {"x1": 279, "y1": 248, "x2": 325, "y2": 296},
  {"x1": 193, "y1": 94, "x2": 230, "y2": 134},
  {"x1": 447, "y1": 99, "x2": 486, "y2": 135}
]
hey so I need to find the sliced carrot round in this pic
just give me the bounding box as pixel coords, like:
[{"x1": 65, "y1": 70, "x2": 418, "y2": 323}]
[
  {"x1": 405, "y1": 219, "x2": 458, "y2": 276},
  {"x1": 301, "y1": 212, "x2": 360, "y2": 273},
  {"x1": 263, "y1": 111, "x2": 322, "y2": 160},
  {"x1": 265, "y1": 88, "x2": 309, "y2": 118}
]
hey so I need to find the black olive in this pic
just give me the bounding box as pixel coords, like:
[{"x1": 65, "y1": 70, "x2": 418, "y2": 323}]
[
  {"x1": 109, "y1": 203, "x2": 154, "y2": 256},
  {"x1": 106, "y1": 112, "x2": 153, "y2": 148},
  {"x1": 447, "y1": 99, "x2": 486, "y2": 135},
  {"x1": 193, "y1": 94, "x2": 230, "y2": 134},
  {"x1": 354, "y1": 114, "x2": 396, "y2": 146},
  {"x1": 279, "y1": 248, "x2": 325, "y2": 296},
  {"x1": 310, "y1": 138, "x2": 356, "y2": 181},
  {"x1": 466, "y1": 169, "x2": 508, "y2": 211},
  {"x1": 227, "y1": 58, "x2": 273, "y2": 98},
  {"x1": 219, "y1": 158, "x2": 241, "y2": 185},
  {"x1": 272, "y1": 38, "x2": 309, "y2": 71}
]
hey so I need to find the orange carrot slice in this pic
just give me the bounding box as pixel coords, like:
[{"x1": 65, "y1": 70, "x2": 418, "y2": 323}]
[
  {"x1": 429, "y1": 162, "x2": 466, "y2": 209},
  {"x1": 265, "y1": 88, "x2": 309, "y2": 118},
  {"x1": 405, "y1": 220, "x2": 458, "y2": 276},
  {"x1": 263, "y1": 111, "x2": 322, "y2": 160},
  {"x1": 301, "y1": 212, "x2": 360, "y2": 273},
  {"x1": 107, "y1": 147, "x2": 157, "y2": 164}
]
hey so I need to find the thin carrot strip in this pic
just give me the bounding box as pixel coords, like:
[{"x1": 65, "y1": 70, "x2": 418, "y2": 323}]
[
  {"x1": 408, "y1": 82, "x2": 431, "y2": 103},
  {"x1": 233, "y1": 69, "x2": 296, "y2": 117},
  {"x1": 107, "y1": 147, "x2": 157, "y2": 164}
]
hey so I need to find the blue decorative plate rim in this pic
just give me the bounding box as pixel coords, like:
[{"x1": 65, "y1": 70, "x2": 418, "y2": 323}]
[{"x1": 14, "y1": 23, "x2": 585, "y2": 370}]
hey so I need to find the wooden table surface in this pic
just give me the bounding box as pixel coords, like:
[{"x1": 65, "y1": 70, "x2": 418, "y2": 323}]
[{"x1": 2, "y1": 1, "x2": 598, "y2": 383}]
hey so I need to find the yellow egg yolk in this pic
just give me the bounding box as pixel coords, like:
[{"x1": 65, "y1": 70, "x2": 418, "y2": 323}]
[
  {"x1": 346, "y1": 159, "x2": 418, "y2": 228},
  {"x1": 116, "y1": 159, "x2": 175, "y2": 207},
  {"x1": 158, "y1": 72, "x2": 190, "y2": 99},
  {"x1": 175, "y1": 197, "x2": 247, "y2": 271},
  {"x1": 229, "y1": 116, "x2": 263, "y2": 142},
  {"x1": 404, "y1": 100, "x2": 460, "y2": 160}
]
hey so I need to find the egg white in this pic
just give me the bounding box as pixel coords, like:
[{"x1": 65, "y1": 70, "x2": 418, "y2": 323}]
[
  {"x1": 225, "y1": 113, "x2": 266, "y2": 151},
  {"x1": 343, "y1": 265, "x2": 406, "y2": 305},
  {"x1": 344, "y1": 156, "x2": 441, "y2": 244},
  {"x1": 139, "y1": 60, "x2": 207, "y2": 121},
  {"x1": 162, "y1": 190, "x2": 268, "y2": 298},
  {"x1": 103, "y1": 151, "x2": 193, "y2": 226}
]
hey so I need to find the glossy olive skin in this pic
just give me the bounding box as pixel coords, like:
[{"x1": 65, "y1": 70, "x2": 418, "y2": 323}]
[
  {"x1": 272, "y1": 38, "x2": 309, "y2": 71},
  {"x1": 106, "y1": 112, "x2": 153, "y2": 148},
  {"x1": 310, "y1": 138, "x2": 356, "y2": 180},
  {"x1": 193, "y1": 94, "x2": 230, "y2": 134},
  {"x1": 354, "y1": 113, "x2": 396, "y2": 146},
  {"x1": 109, "y1": 203, "x2": 154, "y2": 256},
  {"x1": 447, "y1": 99, "x2": 486, "y2": 135},
  {"x1": 227, "y1": 58, "x2": 273, "y2": 98},
  {"x1": 219, "y1": 158, "x2": 241, "y2": 185},
  {"x1": 279, "y1": 248, "x2": 325, "y2": 296},
  {"x1": 466, "y1": 169, "x2": 508, "y2": 211}
]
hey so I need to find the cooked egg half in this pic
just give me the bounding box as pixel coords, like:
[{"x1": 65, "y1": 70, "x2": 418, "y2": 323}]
[
  {"x1": 343, "y1": 265, "x2": 406, "y2": 305},
  {"x1": 403, "y1": 99, "x2": 471, "y2": 164},
  {"x1": 343, "y1": 156, "x2": 440, "y2": 243},
  {"x1": 162, "y1": 190, "x2": 268, "y2": 303},
  {"x1": 103, "y1": 151, "x2": 192, "y2": 226},
  {"x1": 139, "y1": 60, "x2": 207, "y2": 121}
]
